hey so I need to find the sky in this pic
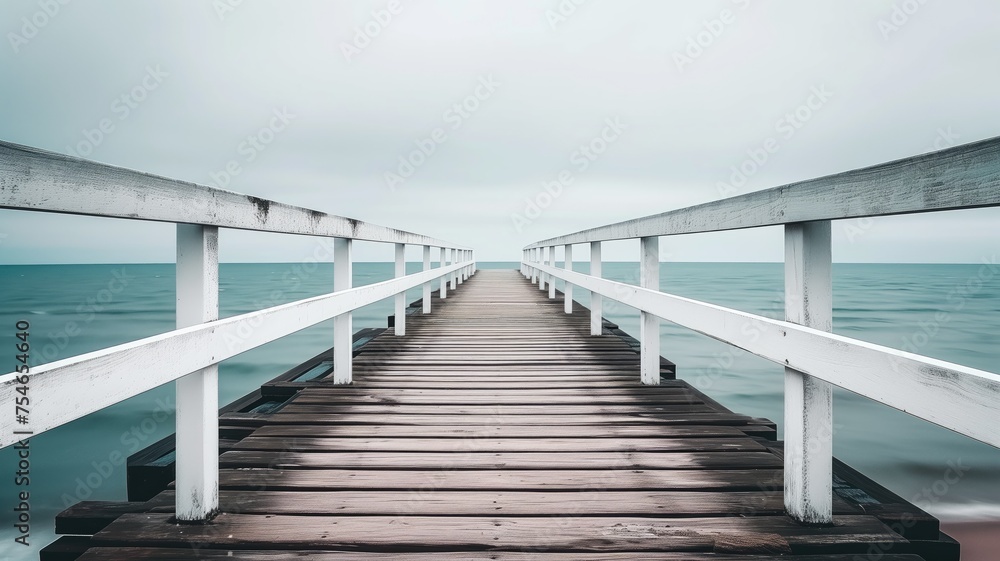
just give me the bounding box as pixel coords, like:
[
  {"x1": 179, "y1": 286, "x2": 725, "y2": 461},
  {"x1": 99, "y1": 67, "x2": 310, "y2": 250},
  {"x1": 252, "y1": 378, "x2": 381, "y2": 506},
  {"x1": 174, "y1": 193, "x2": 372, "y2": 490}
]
[{"x1": 1, "y1": 0, "x2": 998, "y2": 263}]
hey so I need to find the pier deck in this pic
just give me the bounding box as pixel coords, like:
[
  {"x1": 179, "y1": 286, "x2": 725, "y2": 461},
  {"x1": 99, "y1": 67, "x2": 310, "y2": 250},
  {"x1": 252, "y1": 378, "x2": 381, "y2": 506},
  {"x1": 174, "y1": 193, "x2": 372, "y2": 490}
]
[{"x1": 52, "y1": 270, "x2": 954, "y2": 560}]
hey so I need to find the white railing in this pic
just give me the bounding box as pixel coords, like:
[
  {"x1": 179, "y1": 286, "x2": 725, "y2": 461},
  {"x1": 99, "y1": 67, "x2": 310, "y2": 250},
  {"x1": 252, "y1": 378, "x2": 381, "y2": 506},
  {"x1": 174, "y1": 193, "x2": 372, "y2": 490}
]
[
  {"x1": 522, "y1": 136, "x2": 1000, "y2": 525},
  {"x1": 0, "y1": 140, "x2": 476, "y2": 521}
]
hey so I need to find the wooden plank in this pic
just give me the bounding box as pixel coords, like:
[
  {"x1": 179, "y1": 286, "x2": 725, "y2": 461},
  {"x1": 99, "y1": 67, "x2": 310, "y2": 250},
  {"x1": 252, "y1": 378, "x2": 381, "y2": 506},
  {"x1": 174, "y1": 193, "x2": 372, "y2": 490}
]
[
  {"x1": 215, "y1": 468, "x2": 781, "y2": 491},
  {"x1": 77, "y1": 548, "x2": 930, "y2": 560},
  {"x1": 230, "y1": 437, "x2": 764, "y2": 453},
  {"x1": 258, "y1": 413, "x2": 761, "y2": 426},
  {"x1": 140, "y1": 489, "x2": 865, "y2": 518},
  {"x1": 248, "y1": 424, "x2": 750, "y2": 439},
  {"x1": 92, "y1": 513, "x2": 905, "y2": 553},
  {"x1": 275, "y1": 404, "x2": 716, "y2": 415},
  {"x1": 218, "y1": 450, "x2": 783, "y2": 469}
]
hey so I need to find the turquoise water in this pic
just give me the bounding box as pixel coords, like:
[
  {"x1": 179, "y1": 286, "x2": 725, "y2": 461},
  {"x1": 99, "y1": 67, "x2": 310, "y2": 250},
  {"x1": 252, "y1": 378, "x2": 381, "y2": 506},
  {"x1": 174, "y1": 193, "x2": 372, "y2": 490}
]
[{"x1": 1, "y1": 261, "x2": 999, "y2": 558}]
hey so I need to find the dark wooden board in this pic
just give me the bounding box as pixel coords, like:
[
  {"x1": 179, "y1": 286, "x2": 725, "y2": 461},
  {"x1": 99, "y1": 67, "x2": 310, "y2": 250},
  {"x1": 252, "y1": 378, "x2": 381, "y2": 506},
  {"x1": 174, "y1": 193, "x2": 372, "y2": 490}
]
[{"x1": 92, "y1": 513, "x2": 905, "y2": 553}]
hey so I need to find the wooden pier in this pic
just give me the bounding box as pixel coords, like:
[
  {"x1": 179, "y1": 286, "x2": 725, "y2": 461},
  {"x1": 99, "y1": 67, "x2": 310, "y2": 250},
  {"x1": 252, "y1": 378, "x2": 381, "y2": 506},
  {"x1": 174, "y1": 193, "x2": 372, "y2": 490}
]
[{"x1": 49, "y1": 270, "x2": 955, "y2": 560}]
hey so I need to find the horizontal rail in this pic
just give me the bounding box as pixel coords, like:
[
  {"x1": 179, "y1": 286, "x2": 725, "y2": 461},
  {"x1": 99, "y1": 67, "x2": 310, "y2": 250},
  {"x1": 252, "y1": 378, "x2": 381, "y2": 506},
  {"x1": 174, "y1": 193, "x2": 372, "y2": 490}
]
[
  {"x1": 529, "y1": 261, "x2": 1000, "y2": 449},
  {"x1": 0, "y1": 140, "x2": 468, "y2": 249},
  {"x1": 0, "y1": 260, "x2": 470, "y2": 448},
  {"x1": 526, "y1": 136, "x2": 1000, "y2": 248}
]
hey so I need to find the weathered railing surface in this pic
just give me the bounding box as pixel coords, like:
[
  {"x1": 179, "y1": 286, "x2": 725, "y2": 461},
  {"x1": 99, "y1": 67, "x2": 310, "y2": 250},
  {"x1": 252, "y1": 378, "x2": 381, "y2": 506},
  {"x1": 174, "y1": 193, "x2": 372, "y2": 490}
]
[
  {"x1": 522, "y1": 136, "x2": 1000, "y2": 525},
  {"x1": 0, "y1": 140, "x2": 475, "y2": 521}
]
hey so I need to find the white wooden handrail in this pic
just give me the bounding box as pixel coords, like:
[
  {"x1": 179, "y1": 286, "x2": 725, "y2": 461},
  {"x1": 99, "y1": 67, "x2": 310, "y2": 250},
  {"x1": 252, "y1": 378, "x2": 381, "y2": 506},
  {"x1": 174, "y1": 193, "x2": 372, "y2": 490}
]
[
  {"x1": 0, "y1": 140, "x2": 469, "y2": 249},
  {"x1": 522, "y1": 136, "x2": 1000, "y2": 525},
  {"x1": 0, "y1": 261, "x2": 469, "y2": 448},
  {"x1": 526, "y1": 136, "x2": 1000, "y2": 248},
  {"x1": 0, "y1": 139, "x2": 475, "y2": 521}
]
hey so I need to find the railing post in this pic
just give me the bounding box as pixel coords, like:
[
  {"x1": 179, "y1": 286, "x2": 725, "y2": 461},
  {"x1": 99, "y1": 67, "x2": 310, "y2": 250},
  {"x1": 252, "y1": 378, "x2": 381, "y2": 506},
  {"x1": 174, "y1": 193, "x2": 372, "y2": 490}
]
[
  {"x1": 539, "y1": 247, "x2": 547, "y2": 292},
  {"x1": 784, "y1": 221, "x2": 834, "y2": 524},
  {"x1": 333, "y1": 238, "x2": 353, "y2": 384},
  {"x1": 394, "y1": 243, "x2": 406, "y2": 336},
  {"x1": 423, "y1": 246, "x2": 432, "y2": 314},
  {"x1": 175, "y1": 224, "x2": 219, "y2": 522},
  {"x1": 547, "y1": 246, "x2": 556, "y2": 299},
  {"x1": 640, "y1": 236, "x2": 660, "y2": 385},
  {"x1": 563, "y1": 244, "x2": 573, "y2": 313},
  {"x1": 439, "y1": 247, "x2": 448, "y2": 299},
  {"x1": 590, "y1": 241, "x2": 602, "y2": 336},
  {"x1": 450, "y1": 248, "x2": 458, "y2": 290},
  {"x1": 531, "y1": 248, "x2": 538, "y2": 284},
  {"x1": 458, "y1": 249, "x2": 465, "y2": 284}
]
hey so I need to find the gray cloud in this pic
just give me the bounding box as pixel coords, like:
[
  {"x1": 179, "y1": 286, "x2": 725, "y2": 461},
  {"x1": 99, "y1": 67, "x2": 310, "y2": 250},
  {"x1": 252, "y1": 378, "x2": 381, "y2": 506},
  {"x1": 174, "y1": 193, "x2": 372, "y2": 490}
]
[{"x1": 1, "y1": 0, "x2": 998, "y2": 263}]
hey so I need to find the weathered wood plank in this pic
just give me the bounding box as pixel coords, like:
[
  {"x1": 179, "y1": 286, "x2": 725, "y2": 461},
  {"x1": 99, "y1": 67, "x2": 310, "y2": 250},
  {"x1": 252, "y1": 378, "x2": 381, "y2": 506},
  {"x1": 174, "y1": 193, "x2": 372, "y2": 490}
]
[
  {"x1": 76, "y1": 548, "x2": 929, "y2": 561},
  {"x1": 92, "y1": 513, "x2": 905, "y2": 553},
  {"x1": 216, "y1": 468, "x2": 787, "y2": 491},
  {"x1": 218, "y1": 450, "x2": 783, "y2": 470},
  {"x1": 230, "y1": 437, "x2": 763, "y2": 453}
]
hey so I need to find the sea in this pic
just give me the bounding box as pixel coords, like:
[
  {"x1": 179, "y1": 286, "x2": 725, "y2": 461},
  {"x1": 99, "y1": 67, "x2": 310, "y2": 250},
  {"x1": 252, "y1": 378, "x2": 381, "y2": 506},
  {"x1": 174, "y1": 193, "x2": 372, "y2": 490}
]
[{"x1": 1, "y1": 261, "x2": 999, "y2": 558}]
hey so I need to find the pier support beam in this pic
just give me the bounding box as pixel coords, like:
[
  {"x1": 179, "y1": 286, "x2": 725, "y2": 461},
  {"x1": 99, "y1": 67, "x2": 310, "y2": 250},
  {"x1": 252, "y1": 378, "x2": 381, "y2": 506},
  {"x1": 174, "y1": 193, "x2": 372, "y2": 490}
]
[
  {"x1": 394, "y1": 243, "x2": 406, "y2": 336},
  {"x1": 784, "y1": 220, "x2": 834, "y2": 525},
  {"x1": 333, "y1": 238, "x2": 353, "y2": 384},
  {"x1": 590, "y1": 242, "x2": 602, "y2": 336},
  {"x1": 564, "y1": 244, "x2": 573, "y2": 313},
  {"x1": 450, "y1": 248, "x2": 458, "y2": 290},
  {"x1": 423, "y1": 246, "x2": 432, "y2": 314},
  {"x1": 548, "y1": 246, "x2": 556, "y2": 299},
  {"x1": 640, "y1": 236, "x2": 660, "y2": 385},
  {"x1": 440, "y1": 247, "x2": 448, "y2": 299},
  {"x1": 539, "y1": 247, "x2": 547, "y2": 292},
  {"x1": 175, "y1": 224, "x2": 219, "y2": 522}
]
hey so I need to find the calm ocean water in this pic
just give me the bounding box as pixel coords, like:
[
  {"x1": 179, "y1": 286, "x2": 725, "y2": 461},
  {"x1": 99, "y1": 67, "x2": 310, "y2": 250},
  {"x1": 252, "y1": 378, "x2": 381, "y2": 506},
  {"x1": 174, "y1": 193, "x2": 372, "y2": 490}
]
[{"x1": 1, "y1": 261, "x2": 999, "y2": 557}]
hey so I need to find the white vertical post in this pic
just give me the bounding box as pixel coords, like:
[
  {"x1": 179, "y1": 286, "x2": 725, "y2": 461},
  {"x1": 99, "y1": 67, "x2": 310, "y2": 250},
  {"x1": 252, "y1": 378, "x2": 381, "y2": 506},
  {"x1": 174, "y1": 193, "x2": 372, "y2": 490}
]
[
  {"x1": 563, "y1": 244, "x2": 573, "y2": 314},
  {"x1": 175, "y1": 224, "x2": 219, "y2": 522},
  {"x1": 458, "y1": 249, "x2": 465, "y2": 284},
  {"x1": 640, "y1": 236, "x2": 660, "y2": 385},
  {"x1": 422, "y1": 246, "x2": 432, "y2": 314},
  {"x1": 439, "y1": 247, "x2": 448, "y2": 299},
  {"x1": 450, "y1": 248, "x2": 458, "y2": 290},
  {"x1": 394, "y1": 243, "x2": 406, "y2": 336},
  {"x1": 590, "y1": 242, "x2": 602, "y2": 336},
  {"x1": 539, "y1": 247, "x2": 547, "y2": 291},
  {"x1": 784, "y1": 221, "x2": 834, "y2": 524},
  {"x1": 333, "y1": 238, "x2": 353, "y2": 384},
  {"x1": 531, "y1": 249, "x2": 538, "y2": 284},
  {"x1": 547, "y1": 246, "x2": 556, "y2": 299}
]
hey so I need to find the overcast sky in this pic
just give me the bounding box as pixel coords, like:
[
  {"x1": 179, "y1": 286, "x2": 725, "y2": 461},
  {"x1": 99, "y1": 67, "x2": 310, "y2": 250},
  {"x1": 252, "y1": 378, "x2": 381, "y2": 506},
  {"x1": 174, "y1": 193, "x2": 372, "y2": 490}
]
[{"x1": 1, "y1": 0, "x2": 998, "y2": 263}]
